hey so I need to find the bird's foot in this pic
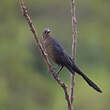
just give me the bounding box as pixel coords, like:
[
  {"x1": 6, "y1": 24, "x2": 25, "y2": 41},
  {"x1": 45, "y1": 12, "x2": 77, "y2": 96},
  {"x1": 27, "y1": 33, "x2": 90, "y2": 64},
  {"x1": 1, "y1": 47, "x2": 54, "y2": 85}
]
[
  {"x1": 55, "y1": 71, "x2": 60, "y2": 78},
  {"x1": 48, "y1": 66, "x2": 63, "y2": 78},
  {"x1": 48, "y1": 66, "x2": 56, "y2": 73}
]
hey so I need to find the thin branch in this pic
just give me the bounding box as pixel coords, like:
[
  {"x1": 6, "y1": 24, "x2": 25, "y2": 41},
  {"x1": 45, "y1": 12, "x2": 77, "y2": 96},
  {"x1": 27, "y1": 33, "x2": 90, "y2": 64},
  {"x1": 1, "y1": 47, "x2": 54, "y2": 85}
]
[
  {"x1": 70, "y1": 0, "x2": 78, "y2": 106},
  {"x1": 19, "y1": 0, "x2": 72, "y2": 110}
]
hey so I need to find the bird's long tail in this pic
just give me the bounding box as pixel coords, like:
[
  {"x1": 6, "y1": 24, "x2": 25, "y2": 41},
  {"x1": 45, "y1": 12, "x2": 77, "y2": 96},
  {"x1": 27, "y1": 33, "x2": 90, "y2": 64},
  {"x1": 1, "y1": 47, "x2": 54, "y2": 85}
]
[
  {"x1": 65, "y1": 63, "x2": 102, "y2": 93},
  {"x1": 79, "y1": 71, "x2": 102, "y2": 93}
]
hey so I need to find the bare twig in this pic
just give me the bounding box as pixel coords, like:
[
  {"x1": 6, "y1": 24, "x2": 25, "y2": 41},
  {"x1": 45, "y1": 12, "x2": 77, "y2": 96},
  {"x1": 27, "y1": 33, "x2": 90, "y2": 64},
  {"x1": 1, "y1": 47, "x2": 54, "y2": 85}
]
[
  {"x1": 70, "y1": 0, "x2": 77, "y2": 107},
  {"x1": 19, "y1": 0, "x2": 72, "y2": 110}
]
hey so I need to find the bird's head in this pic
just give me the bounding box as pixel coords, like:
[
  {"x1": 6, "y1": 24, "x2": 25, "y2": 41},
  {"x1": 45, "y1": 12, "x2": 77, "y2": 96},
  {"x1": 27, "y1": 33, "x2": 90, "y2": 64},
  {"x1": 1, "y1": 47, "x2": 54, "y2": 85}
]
[{"x1": 42, "y1": 28, "x2": 51, "y2": 40}]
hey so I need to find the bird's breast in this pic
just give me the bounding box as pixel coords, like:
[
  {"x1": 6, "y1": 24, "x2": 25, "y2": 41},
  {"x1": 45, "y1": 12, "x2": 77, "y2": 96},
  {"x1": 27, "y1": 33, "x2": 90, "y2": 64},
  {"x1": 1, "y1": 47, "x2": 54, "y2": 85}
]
[
  {"x1": 43, "y1": 37, "x2": 65, "y2": 65},
  {"x1": 45, "y1": 45, "x2": 59, "y2": 64}
]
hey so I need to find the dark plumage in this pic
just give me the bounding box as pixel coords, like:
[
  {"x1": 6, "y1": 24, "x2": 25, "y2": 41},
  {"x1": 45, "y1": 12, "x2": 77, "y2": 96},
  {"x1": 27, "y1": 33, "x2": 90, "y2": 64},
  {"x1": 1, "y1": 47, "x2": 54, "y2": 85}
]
[{"x1": 42, "y1": 28, "x2": 102, "y2": 93}]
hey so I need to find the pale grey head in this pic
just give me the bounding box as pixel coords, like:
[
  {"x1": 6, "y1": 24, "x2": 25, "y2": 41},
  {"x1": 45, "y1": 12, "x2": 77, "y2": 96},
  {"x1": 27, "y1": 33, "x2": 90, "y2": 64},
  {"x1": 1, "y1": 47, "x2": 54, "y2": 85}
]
[{"x1": 42, "y1": 28, "x2": 51, "y2": 35}]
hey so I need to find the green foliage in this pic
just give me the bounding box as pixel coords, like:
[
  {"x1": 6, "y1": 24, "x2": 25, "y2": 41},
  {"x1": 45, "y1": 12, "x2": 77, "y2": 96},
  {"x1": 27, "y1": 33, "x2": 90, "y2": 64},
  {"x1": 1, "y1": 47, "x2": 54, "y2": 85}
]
[{"x1": 0, "y1": 0, "x2": 110, "y2": 110}]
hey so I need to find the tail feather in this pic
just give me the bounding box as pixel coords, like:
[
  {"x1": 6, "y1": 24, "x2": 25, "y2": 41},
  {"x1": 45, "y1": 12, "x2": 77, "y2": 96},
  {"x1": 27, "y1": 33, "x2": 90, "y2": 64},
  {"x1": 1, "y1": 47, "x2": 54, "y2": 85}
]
[
  {"x1": 65, "y1": 63, "x2": 102, "y2": 93},
  {"x1": 79, "y1": 72, "x2": 102, "y2": 93}
]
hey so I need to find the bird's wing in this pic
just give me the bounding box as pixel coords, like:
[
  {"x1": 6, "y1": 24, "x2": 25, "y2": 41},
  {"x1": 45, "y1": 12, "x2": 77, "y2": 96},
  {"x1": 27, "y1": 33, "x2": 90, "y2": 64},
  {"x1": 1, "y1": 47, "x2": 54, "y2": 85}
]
[
  {"x1": 52, "y1": 38, "x2": 65, "y2": 54},
  {"x1": 52, "y1": 38, "x2": 73, "y2": 65}
]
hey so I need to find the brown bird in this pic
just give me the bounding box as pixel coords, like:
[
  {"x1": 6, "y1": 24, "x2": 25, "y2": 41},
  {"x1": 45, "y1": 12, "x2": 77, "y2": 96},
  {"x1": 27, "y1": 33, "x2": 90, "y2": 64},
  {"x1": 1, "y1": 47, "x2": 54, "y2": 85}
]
[{"x1": 42, "y1": 28, "x2": 102, "y2": 93}]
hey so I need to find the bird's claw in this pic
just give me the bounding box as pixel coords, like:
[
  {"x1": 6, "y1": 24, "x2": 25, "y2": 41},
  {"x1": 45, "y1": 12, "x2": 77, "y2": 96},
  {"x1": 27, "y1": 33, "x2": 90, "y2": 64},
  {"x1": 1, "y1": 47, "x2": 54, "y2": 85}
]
[
  {"x1": 55, "y1": 73, "x2": 59, "y2": 78},
  {"x1": 48, "y1": 66, "x2": 56, "y2": 73},
  {"x1": 51, "y1": 66, "x2": 56, "y2": 70}
]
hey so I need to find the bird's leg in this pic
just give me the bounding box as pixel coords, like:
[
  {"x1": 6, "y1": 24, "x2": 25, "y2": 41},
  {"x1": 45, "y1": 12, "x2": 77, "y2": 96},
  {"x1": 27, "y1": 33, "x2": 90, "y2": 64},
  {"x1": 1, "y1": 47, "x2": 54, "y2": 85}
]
[{"x1": 56, "y1": 66, "x2": 64, "y2": 77}]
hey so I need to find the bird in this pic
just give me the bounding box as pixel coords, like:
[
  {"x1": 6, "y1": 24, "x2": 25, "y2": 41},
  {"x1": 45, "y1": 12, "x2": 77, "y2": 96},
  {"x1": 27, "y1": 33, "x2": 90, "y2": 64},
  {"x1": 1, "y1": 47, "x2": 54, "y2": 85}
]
[{"x1": 42, "y1": 28, "x2": 102, "y2": 93}]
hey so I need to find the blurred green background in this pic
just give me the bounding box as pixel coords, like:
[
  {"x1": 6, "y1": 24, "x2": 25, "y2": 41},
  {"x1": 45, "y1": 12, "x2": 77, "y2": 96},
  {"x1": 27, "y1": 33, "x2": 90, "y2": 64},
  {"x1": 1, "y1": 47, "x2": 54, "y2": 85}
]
[{"x1": 0, "y1": 0, "x2": 110, "y2": 110}]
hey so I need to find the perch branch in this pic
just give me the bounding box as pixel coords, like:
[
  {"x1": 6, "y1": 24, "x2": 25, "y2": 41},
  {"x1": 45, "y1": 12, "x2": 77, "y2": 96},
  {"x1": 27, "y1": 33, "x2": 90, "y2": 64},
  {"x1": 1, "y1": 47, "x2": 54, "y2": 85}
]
[
  {"x1": 70, "y1": 0, "x2": 78, "y2": 106},
  {"x1": 19, "y1": 0, "x2": 72, "y2": 110}
]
